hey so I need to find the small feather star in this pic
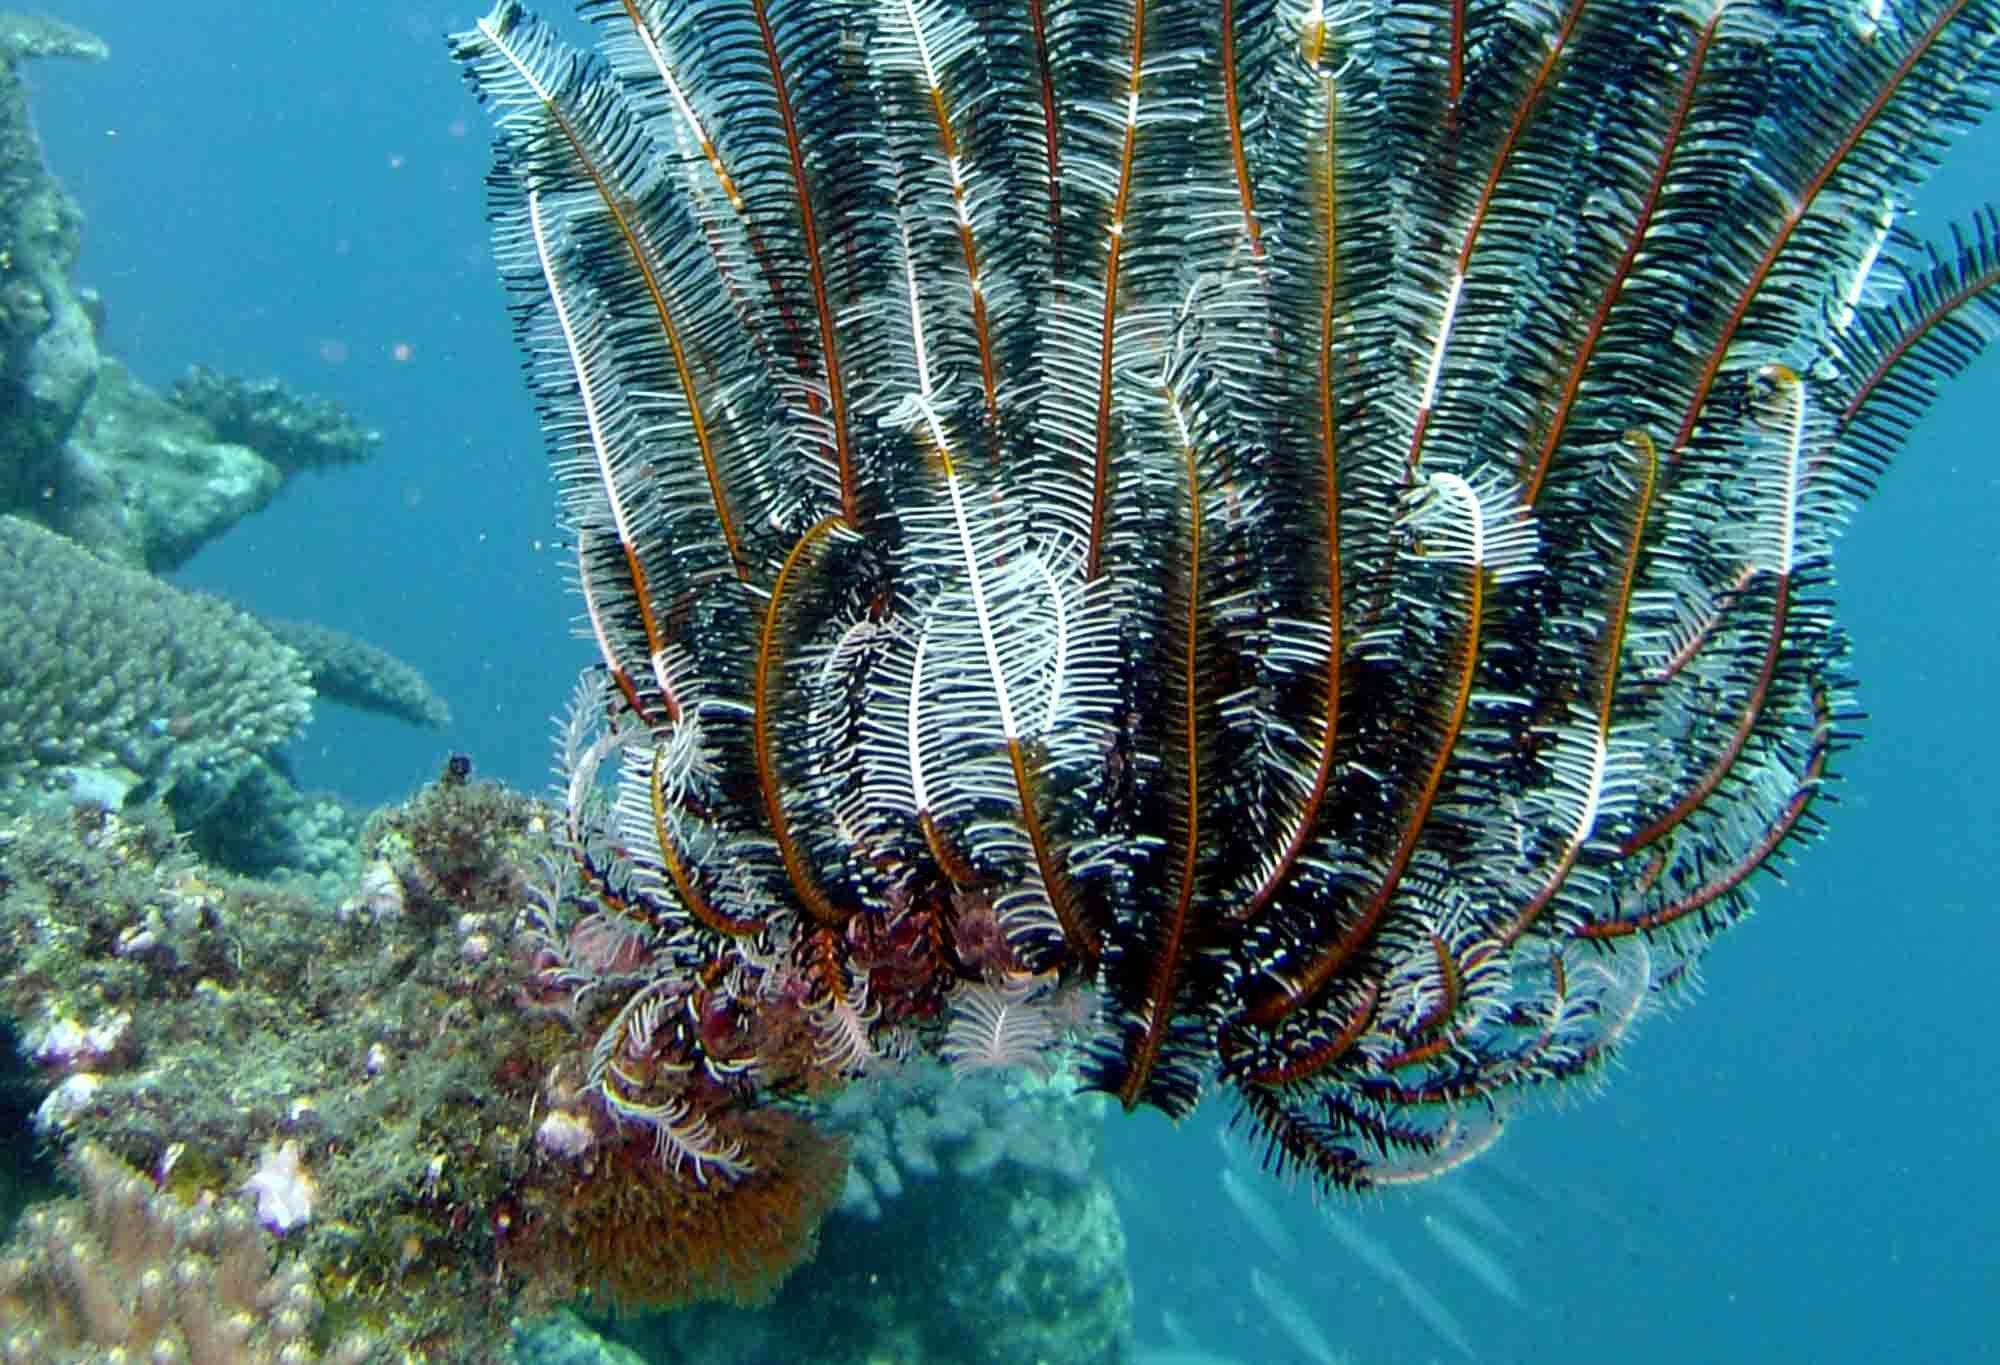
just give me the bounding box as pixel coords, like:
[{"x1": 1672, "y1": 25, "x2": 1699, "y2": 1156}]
[{"x1": 243, "y1": 1139, "x2": 317, "y2": 1235}]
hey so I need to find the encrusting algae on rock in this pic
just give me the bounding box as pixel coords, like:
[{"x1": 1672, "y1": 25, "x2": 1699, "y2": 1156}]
[
  {"x1": 0, "y1": 768, "x2": 894, "y2": 1355},
  {"x1": 0, "y1": 746, "x2": 1135, "y2": 1360}
]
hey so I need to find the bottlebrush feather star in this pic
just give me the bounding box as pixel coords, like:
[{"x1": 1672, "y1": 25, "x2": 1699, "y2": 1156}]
[{"x1": 455, "y1": 0, "x2": 2000, "y2": 1200}]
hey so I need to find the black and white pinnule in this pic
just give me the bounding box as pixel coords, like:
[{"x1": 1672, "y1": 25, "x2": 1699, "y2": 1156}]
[{"x1": 457, "y1": 0, "x2": 2000, "y2": 1190}]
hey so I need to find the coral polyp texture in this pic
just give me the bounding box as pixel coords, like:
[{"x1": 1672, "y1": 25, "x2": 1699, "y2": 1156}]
[
  {"x1": 0, "y1": 515, "x2": 311, "y2": 815},
  {"x1": 0, "y1": 1143, "x2": 377, "y2": 1365},
  {"x1": 263, "y1": 617, "x2": 452, "y2": 731},
  {"x1": 453, "y1": 0, "x2": 1999, "y2": 1199}
]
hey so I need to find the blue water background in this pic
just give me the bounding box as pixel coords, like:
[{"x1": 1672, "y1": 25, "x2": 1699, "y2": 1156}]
[{"x1": 22, "y1": 4, "x2": 2000, "y2": 1362}]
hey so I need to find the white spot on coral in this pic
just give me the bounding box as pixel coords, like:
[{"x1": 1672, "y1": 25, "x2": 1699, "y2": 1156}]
[
  {"x1": 33, "y1": 1072, "x2": 102, "y2": 1132},
  {"x1": 535, "y1": 1108, "x2": 596, "y2": 1160},
  {"x1": 84, "y1": 1010, "x2": 131, "y2": 1061},
  {"x1": 29, "y1": 1016, "x2": 87, "y2": 1068},
  {"x1": 338, "y1": 860, "x2": 404, "y2": 923},
  {"x1": 244, "y1": 1139, "x2": 318, "y2": 1235}
]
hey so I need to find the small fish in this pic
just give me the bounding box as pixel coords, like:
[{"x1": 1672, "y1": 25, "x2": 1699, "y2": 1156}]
[
  {"x1": 1250, "y1": 1267, "x2": 1340, "y2": 1365},
  {"x1": 1422, "y1": 1210, "x2": 1523, "y2": 1307},
  {"x1": 1220, "y1": 1166, "x2": 1300, "y2": 1263},
  {"x1": 1134, "y1": 1349, "x2": 1252, "y2": 1365},
  {"x1": 1322, "y1": 1205, "x2": 1474, "y2": 1359},
  {"x1": 1159, "y1": 1307, "x2": 1197, "y2": 1350},
  {"x1": 1426, "y1": 1175, "x2": 1523, "y2": 1249}
]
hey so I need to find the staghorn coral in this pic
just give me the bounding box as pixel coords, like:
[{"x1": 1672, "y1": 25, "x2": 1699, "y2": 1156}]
[
  {"x1": 0, "y1": 1142, "x2": 377, "y2": 1364},
  {"x1": 0, "y1": 515, "x2": 311, "y2": 817},
  {"x1": 168, "y1": 366, "x2": 381, "y2": 478},
  {"x1": 262, "y1": 617, "x2": 450, "y2": 730}
]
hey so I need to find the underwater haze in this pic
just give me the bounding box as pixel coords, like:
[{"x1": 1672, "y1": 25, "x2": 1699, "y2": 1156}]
[{"x1": 20, "y1": 2, "x2": 2000, "y2": 1362}]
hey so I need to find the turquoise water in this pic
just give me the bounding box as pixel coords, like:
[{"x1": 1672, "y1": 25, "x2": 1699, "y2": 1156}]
[{"x1": 23, "y1": 3, "x2": 2000, "y2": 1362}]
